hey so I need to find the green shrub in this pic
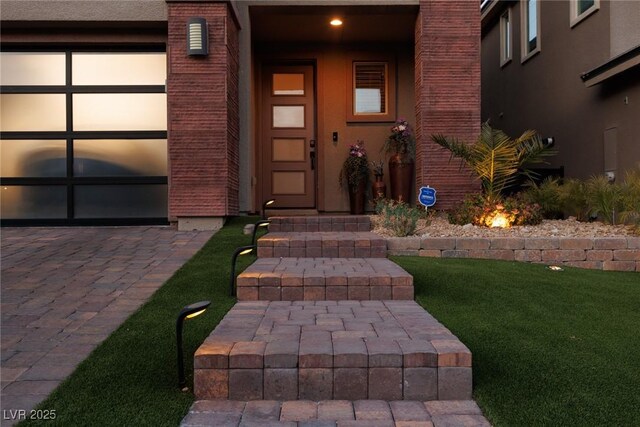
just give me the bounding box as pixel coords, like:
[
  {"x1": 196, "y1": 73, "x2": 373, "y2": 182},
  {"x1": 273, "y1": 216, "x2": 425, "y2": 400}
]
[
  {"x1": 448, "y1": 193, "x2": 542, "y2": 227},
  {"x1": 559, "y1": 178, "x2": 589, "y2": 221},
  {"x1": 620, "y1": 167, "x2": 640, "y2": 233},
  {"x1": 585, "y1": 175, "x2": 623, "y2": 224},
  {"x1": 375, "y1": 198, "x2": 423, "y2": 237},
  {"x1": 448, "y1": 194, "x2": 486, "y2": 225},
  {"x1": 521, "y1": 177, "x2": 563, "y2": 219}
]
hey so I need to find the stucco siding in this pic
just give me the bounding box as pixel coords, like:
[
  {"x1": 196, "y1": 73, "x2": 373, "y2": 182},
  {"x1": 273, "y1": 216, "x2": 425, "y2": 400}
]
[{"x1": 480, "y1": 0, "x2": 640, "y2": 180}]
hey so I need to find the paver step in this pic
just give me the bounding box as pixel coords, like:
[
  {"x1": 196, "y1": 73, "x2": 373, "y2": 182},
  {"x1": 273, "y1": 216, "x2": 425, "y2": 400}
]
[
  {"x1": 194, "y1": 301, "x2": 472, "y2": 402},
  {"x1": 237, "y1": 258, "x2": 413, "y2": 301},
  {"x1": 257, "y1": 232, "x2": 386, "y2": 258},
  {"x1": 181, "y1": 399, "x2": 490, "y2": 427},
  {"x1": 268, "y1": 215, "x2": 371, "y2": 232}
]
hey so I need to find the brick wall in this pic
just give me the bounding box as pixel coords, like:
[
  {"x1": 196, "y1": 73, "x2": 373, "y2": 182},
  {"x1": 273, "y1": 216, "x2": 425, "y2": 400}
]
[
  {"x1": 167, "y1": 1, "x2": 240, "y2": 220},
  {"x1": 415, "y1": 0, "x2": 481, "y2": 209}
]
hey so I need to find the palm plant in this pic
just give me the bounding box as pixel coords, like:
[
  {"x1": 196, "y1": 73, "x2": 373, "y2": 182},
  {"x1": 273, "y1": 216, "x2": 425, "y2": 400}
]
[
  {"x1": 560, "y1": 178, "x2": 589, "y2": 220},
  {"x1": 431, "y1": 122, "x2": 555, "y2": 201},
  {"x1": 585, "y1": 175, "x2": 623, "y2": 224}
]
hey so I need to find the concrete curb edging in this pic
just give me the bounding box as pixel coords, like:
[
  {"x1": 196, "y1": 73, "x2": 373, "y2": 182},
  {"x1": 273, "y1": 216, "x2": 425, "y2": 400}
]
[{"x1": 387, "y1": 236, "x2": 640, "y2": 272}]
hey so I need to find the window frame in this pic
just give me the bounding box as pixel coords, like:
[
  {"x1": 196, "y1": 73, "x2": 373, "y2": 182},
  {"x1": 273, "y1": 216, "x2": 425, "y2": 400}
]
[
  {"x1": 570, "y1": 0, "x2": 600, "y2": 28},
  {"x1": 0, "y1": 46, "x2": 168, "y2": 226},
  {"x1": 500, "y1": 7, "x2": 513, "y2": 67},
  {"x1": 346, "y1": 54, "x2": 396, "y2": 123},
  {"x1": 520, "y1": 0, "x2": 542, "y2": 63}
]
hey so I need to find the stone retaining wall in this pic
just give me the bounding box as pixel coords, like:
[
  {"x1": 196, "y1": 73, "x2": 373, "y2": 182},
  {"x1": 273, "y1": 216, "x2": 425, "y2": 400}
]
[{"x1": 387, "y1": 237, "x2": 640, "y2": 272}]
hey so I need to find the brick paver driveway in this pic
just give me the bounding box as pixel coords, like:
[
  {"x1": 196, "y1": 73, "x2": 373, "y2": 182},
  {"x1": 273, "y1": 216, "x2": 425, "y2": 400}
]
[{"x1": 0, "y1": 226, "x2": 213, "y2": 420}]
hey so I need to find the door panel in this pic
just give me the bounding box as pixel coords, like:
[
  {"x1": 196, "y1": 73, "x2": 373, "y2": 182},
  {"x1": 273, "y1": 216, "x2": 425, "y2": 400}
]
[{"x1": 262, "y1": 65, "x2": 315, "y2": 208}]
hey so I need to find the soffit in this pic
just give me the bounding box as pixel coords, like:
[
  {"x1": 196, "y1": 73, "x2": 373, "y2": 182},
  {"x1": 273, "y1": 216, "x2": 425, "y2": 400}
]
[{"x1": 250, "y1": 5, "x2": 418, "y2": 44}]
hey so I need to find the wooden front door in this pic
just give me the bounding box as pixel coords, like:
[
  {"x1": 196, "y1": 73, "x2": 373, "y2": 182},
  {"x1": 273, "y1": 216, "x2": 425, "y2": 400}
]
[{"x1": 261, "y1": 64, "x2": 316, "y2": 208}]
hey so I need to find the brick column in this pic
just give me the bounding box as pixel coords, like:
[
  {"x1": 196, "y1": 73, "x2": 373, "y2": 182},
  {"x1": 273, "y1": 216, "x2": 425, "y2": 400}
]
[
  {"x1": 167, "y1": 0, "x2": 239, "y2": 230},
  {"x1": 415, "y1": 0, "x2": 481, "y2": 209}
]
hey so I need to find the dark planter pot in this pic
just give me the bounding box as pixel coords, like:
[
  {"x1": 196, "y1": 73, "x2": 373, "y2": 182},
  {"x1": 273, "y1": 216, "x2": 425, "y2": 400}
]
[
  {"x1": 389, "y1": 153, "x2": 414, "y2": 203},
  {"x1": 372, "y1": 176, "x2": 386, "y2": 200},
  {"x1": 348, "y1": 180, "x2": 367, "y2": 214}
]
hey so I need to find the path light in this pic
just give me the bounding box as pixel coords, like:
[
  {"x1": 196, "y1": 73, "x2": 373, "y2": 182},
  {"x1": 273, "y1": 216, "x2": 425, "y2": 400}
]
[
  {"x1": 547, "y1": 265, "x2": 564, "y2": 271},
  {"x1": 176, "y1": 300, "x2": 211, "y2": 390},
  {"x1": 230, "y1": 245, "x2": 254, "y2": 297},
  {"x1": 262, "y1": 199, "x2": 275, "y2": 219},
  {"x1": 251, "y1": 220, "x2": 271, "y2": 247}
]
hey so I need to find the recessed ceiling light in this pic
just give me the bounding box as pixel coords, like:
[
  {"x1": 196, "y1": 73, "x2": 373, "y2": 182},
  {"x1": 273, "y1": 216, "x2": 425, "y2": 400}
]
[{"x1": 330, "y1": 18, "x2": 343, "y2": 26}]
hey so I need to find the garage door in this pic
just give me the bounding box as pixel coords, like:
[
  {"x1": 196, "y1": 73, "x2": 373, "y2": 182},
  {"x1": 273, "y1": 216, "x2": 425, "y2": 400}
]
[{"x1": 0, "y1": 49, "x2": 168, "y2": 225}]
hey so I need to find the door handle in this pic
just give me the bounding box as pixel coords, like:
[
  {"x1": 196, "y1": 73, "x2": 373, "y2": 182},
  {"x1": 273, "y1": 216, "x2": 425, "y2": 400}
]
[{"x1": 310, "y1": 140, "x2": 316, "y2": 170}]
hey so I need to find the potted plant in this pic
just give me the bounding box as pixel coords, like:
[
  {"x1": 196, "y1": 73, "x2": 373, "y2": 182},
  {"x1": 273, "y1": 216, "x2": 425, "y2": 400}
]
[
  {"x1": 339, "y1": 141, "x2": 369, "y2": 214},
  {"x1": 383, "y1": 118, "x2": 415, "y2": 203},
  {"x1": 371, "y1": 159, "x2": 386, "y2": 200}
]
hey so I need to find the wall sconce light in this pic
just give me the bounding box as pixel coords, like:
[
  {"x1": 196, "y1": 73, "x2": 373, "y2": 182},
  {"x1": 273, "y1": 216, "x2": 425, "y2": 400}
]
[
  {"x1": 262, "y1": 199, "x2": 275, "y2": 220},
  {"x1": 543, "y1": 137, "x2": 555, "y2": 148},
  {"x1": 229, "y1": 245, "x2": 254, "y2": 297},
  {"x1": 251, "y1": 220, "x2": 271, "y2": 247},
  {"x1": 187, "y1": 17, "x2": 208, "y2": 56},
  {"x1": 176, "y1": 300, "x2": 211, "y2": 390}
]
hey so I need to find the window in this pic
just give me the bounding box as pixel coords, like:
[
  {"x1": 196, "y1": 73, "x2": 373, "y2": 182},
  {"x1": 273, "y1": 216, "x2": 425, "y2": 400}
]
[
  {"x1": 570, "y1": 0, "x2": 599, "y2": 27},
  {"x1": 521, "y1": 0, "x2": 541, "y2": 62},
  {"x1": 500, "y1": 8, "x2": 513, "y2": 66},
  {"x1": 0, "y1": 49, "x2": 168, "y2": 224},
  {"x1": 347, "y1": 55, "x2": 396, "y2": 122}
]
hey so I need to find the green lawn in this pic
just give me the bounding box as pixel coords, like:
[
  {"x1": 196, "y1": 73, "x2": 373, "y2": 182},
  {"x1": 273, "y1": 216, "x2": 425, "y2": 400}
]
[
  {"x1": 394, "y1": 256, "x2": 640, "y2": 427},
  {"x1": 21, "y1": 218, "x2": 640, "y2": 426}
]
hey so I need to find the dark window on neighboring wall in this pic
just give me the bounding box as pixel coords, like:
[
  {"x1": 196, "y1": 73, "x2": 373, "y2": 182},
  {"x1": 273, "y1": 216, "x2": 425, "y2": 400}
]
[
  {"x1": 521, "y1": 0, "x2": 541, "y2": 62},
  {"x1": 571, "y1": 0, "x2": 599, "y2": 27},
  {"x1": 578, "y1": 0, "x2": 595, "y2": 14},
  {"x1": 0, "y1": 48, "x2": 168, "y2": 225},
  {"x1": 500, "y1": 8, "x2": 513, "y2": 66}
]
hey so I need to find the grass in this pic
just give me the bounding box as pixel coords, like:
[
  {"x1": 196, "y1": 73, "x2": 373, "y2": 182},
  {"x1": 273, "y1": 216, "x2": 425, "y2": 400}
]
[
  {"x1": 22, "y1": 216, "x2": 259, "y2": 427},
  {"x1": 393, "y1": 256, "x2": 640, "y2": 427},
  {"x1": 21, "y1": 220, "x2": 640, "y2": 426}
]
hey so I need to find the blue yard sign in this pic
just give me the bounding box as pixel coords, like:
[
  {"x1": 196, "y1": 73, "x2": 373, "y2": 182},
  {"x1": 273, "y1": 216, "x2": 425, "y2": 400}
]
[{"x1": 418, "y1": 186, "x2": 437, "y2": 208}]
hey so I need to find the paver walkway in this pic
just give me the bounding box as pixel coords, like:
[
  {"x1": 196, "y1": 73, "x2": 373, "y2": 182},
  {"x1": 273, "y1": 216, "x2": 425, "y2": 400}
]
[
  {"x1": 1, "y1": 226, "x2": 213, "y2": 422},
  {"x1": 181, "y1": 399, "x2": 489, "y2": 427},
  {"x1": 187, "y1": 216, "x2": 490, "y2": 426}
]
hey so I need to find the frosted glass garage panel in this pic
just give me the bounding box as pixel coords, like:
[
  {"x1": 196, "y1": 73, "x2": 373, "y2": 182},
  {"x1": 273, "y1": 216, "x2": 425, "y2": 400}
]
[
  {"x1": 1, "y1": 186, "x2": 67, "y2": 219},
  {"x1": 273, "y1": 74, "x2": 304, "y2": 95},
  {"x1": 75, "y1": 185, "x2": 168, "y2": 218},
  {"x1": 74, "y1": 140, "x2": 167, "y2": 177},
  {"x1": 0, "y1": 53, "x2": 66, "y2": 86},
  {"x1": 72, "y1": 53, "x2": 166, "y2": 85},
  {"x1": 273, "y1": 138, "x2": 305, "y2": 162},
  {"x1": 73, "y1": 94, "x2": 167, "y2": 131},
  {"x1": 272, "y1": 172, "x2": 305, "y2": 194},
  {"x1": 0, "y1": 94, "x2": 66, "y2": 131},
  {"x1": 272, "y1": 106, "x2": 304, "y2": 128},
  {"x1": 1, "y1": 140, "x2": 67, "y2": 177}
]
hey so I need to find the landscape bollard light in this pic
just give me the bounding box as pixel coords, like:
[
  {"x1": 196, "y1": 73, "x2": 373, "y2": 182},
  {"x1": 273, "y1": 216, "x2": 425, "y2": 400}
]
[
  {"x1": 176, "y1": 300, "x2": 211, "y2": 390},
  {"x1": 229, "y1": 245, "x2": 254, "y2": 297},
  {"x1": 262, "y1": 199, "x2": 275, "y2": 219},
  {"x1": 251, "y1": 220, "x2": 271, "y2": 247}
]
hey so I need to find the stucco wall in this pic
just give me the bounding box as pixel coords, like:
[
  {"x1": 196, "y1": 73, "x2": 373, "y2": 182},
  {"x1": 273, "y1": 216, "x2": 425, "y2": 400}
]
[
  {"x1": 321, "y1": 47, "x2": 416, "y2": 212},
  {"x1": 482, "y1": 0, "x2": 640, "y2": 181},
  {"x1": 609, "y1": 1, "x2": 640, "y2": 57}
]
